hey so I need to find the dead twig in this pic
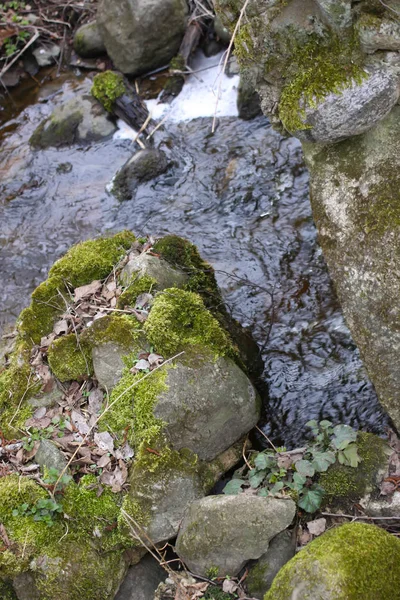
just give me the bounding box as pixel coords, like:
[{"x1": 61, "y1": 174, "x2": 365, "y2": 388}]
[{"x1": 0, "y1": 30, "x2": 39, "y2": 79}]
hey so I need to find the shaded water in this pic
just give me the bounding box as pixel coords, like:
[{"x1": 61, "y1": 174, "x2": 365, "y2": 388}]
[{"x1": 0, "y1": 76, "x2": 389, "y2": 447}]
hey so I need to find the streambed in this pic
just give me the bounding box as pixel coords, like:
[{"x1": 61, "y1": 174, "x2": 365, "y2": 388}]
[{"x1": 0, "y1": 56, "x2": 389, "y2": 447}]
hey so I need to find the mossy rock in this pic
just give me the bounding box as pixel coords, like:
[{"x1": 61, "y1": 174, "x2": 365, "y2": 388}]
[
  {"x1": 112, "y1": 149, "x2": 170, "y2": 201},
  {"x1": 73, "y1": 21, "x2": 106, "y2": 58},
  {"x1": 264, "y1": 522, "x2": 400, "y2": 599}
]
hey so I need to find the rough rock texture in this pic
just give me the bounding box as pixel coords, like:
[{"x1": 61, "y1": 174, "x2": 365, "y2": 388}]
[
  {"x1": 246, "y1": 531, "x2": 295, "y2": 599},
  {"x1": 74, "y1": 21, "x2": 106, "y2": 58},
  {"x1": 264, "y1": 523, "x2": 400, "y2": 599},
  {"x1": 32, "y1": 44, "x2": 60, "y2": 67},
  {"x1": 114, "y1": 555, "x2": 166, "y2": 600},
  {"x1": 175, "y1": 495, "x2": 296, "y2": 577},
  {"x1": 97, "y1": 0, "x2": 188, "y2": 76},
  {"x1": 155, "y1": 354, "x2": 260, "y2": 461},
  {"x1": 237, "y1": 75, "x2": 262, "y2": 120},
  {"x1": 119, "y1": 253, "x2": 188, "y2": 289},
  {"x1": 303, "y1": 105, "x2": 400, "y2": 429},
  {"x1": 315, "y1": 0, "x2": 352, "y2": 29},
  {"x1": 112, "y1": 150, "x2": 169, "y2": 201},
  {"x1": 30, "y1": 92, "x2": 116, "y2": 149},
  {"x1": 292, "y1": 66, "x2": 399, "y2": 143},
  {"x1": 35, "y1": 439, "x2": 68, "y2": 474},
  {"x1": 92, "y1": 341, "x2": 127, "y2": 391}
]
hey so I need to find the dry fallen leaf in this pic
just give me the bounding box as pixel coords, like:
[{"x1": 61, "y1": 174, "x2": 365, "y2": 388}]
[
  {"x1": 94, "y1": 431, "x2": 114, "y2": 454},
  {"x1": 74, "y1": 280, "x2": 102, "y2": 302},
  {"x1": 53, "y1": 319, "x2": 69, "y2": 336},
  {"x1": 71, "y1": 410, "x2": 90, "y2": 435},
  {"x1": 307, "y1": 517, "x2": 326, "y2": 537},
  {"x1": 222, "y1": 580, "x2": 238, "y2": 594}
]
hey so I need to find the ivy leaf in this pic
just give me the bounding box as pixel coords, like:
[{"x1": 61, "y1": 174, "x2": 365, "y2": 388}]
[
  {"x1": 258, "y1": 488, "x2": 269, "y2": 497},
  {"x1": 223, "y1": 479, "x2": 245, "y2": 495},
  {"x1": 332, "y1": 425, "x2": 357, "y2": 450},
  {"x1": 269, "y1": 481, "x2": 284, "y2": 495},
  {"x1": 319, "y1": 420, "x2": 333, "y2": 430},
  {"x1": 306, "y1": 419, "x2": 319, "y2": 433},
  {"x1": 311, "y1": 450, "x2": 336, "y2": 472},
  {"x1": 249, "y1": 468, "x2": 267, "y2": 489},
  {"x1": 295, "y1": 459, "x2": 315, "y2": 478},
  {"x1": 254, "y1": 453, "x2": 275, "y2": 471},
  {"x1": 293, "y1": 472, "x2": 307, "y2": 491},
  {"x1": 338, "y1": 443, "x2": 361, "y2": 468},
  {"x1": 298, "y1": 485, "x2": 324, "y2": 513}
]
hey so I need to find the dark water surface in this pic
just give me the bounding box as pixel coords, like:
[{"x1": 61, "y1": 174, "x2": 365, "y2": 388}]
[{"x1": 0, "y1": 77, "x2": 389, "y2": 447}]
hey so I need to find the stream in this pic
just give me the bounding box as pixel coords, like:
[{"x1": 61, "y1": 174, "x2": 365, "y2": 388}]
[{"x1": 0, "y1": 55, "x2": 390, "y2": 448}]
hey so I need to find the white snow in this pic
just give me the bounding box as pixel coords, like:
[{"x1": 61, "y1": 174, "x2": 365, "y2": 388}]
[{"x1": 114, "y1": 50, "x2": 239, "y2": 140}]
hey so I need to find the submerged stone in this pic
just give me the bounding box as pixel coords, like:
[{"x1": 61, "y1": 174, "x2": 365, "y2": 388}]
[
  {"x1": 112, "y1": 149, "x2": 170, "y2": 201},
  {"x1": 264, "y1": 523, "x2": 400, "y2": 599}
]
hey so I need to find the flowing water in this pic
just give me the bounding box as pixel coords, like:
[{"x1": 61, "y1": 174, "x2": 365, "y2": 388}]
[{"x1": 0, "y1": 58, "x2": 390, "y2": 448}]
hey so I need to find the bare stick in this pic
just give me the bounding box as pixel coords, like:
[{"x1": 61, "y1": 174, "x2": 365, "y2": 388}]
[
  {"x1": 255, "y1": 425, "x2": 279, "y2": 453},
  {"x1": 212, "y1": 0, "x2": 250, "y2": 132},
  {"x1": 0, "y1": 30, "x2": 39, "y2": 79}
]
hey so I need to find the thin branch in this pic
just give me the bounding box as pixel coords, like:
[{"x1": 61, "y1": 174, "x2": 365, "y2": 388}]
[
  {"x1": 255, "y1": 425, "x2": 279, "y2": 453},
  {"x1": 0, "y1": 30, "x2": 39, "y2": 79}
]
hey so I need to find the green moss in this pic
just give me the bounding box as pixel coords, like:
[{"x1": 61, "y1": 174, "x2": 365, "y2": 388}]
[
  {"x1": 117, "y1": 274, "x2": 157, "y2": 309},
  {"x1": 47, "y1": 334, "x2": 93, "y2": 382},
  {"x1": 82, "y1": 314, "x2": 142, "y2": 350},
  {"x1": 247, "y1": 561, "x2": 269, "y2": 596},
  {"x1": 30, "y1": 111, "x2": 82, "y2": 149},
  {"x1": 0, "y1": 581, "x2": 17, "y2": 600},
  {"x1": 279, "y1": 34, "x2": 366, "y2": 132},
  {"x1": 92, "y1": 71, "x2": 126, "y2": 112},
  {"x1": 264, "y1": 523, "x2": 400, "y2": 600},
  {"x1": 18, "y1": 231, "x2": 135, "y2": 344},
  {"x1": 319, "y1": 433, "x2": 387, "y2": 506},
  {"x1": 144, "y1": 288, "x2": 231, "y2": 357},
  {"x1": 204, "y1": 588, "x2": 233, "y2": 600}
]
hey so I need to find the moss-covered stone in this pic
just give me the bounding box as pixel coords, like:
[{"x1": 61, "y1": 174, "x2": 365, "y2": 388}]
[
  {"x1": 92, "y1": 71, "x2": 126, "y2": 112},
  {"x1": 0, "y1": 581, "x2": 17, "y2": 600},
  {"x1": 47, "y1": 334, "x2": 93, "y2": 382},
  {"x1": 82, "y1": 313, "x2": 142, "y2": 350},
  {"x1": 319, "y1": 432, "x2": 387, "y2": 507},
  {"x1": 117, "y1": 274, "x2": 157, "y2": 308},
  {"x1": 30, "y1": 111, "x2": 83, "y2": 149},
  {"x1": 264, "y1": 523, "x2": 400, "y2": 599}
]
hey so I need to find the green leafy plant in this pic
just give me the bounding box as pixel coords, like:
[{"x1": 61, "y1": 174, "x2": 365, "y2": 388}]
[
  {"x1": 12, "y1": 498, "x2": 63, "y2": 527},
  {"x1": 223, "y1": 421, "x2": 362, "y2": 513}
]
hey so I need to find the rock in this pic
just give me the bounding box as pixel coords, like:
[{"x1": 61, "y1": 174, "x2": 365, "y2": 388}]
[
  {"x1": 361, "y1": 491, "x2": 400, "y2": 518},
  {"x1": 28, "y1": 384, "x2": 63, "y2": 409},
  {"x1": 35, "y1": 439, "x2": 68, "y2": 474},
  {"x1": 302, "y1": 104, "x2": 400, "y2": 430},
  {"x1": 357, "y1": 13, "x2": 400, "y2": 53},
  {"x1": 12, "y1": 573, "x2": 40, "y2": 600},
  {"x1": 114, "y1": 555, "x2": 165, "y2": 600},
  {"x1": 314, "y1": 0, "x2": 352, "y2": 30},
  {"x1": 264, "y1": 523, "x2": 400, "y2": 599},
  {"x1": 246, "y1": 531, "x2": 295, "y2": 599},
  {"x1": 92, "y1": 342, "x2": 126, "y2": 391},
  {"x1": 214, "y1": 16, "x2": 231, "y2": 44},
  {"x1": 30, "y1": 92, "x2": 116, "y2": 149},
  {"x1": 119, "y1": 253, "x2": 188, "y2": 289},
  {"x1": 97, "y1": 0, "x2": 188, "y2": 76},
  {"x1": 237, "y1": 75, "x2": 262, "y2": 120},
  {"x1": 154, "y1": 354, "x2": 260, "y2": 461},
  {"x1": 291, "y1": 66, "x2": 400, "y2": 143},
  {"x1": 74, "y1": 21, "x2": 106, "y2": 58},
  {"x1": 175, "y1": 495, "x2": 296, "y2": 577},
  {"x1": 112, "y1": 149, "x2": 169, "y2": 201},
  {"x1": 32, "y1": 44, "x2": 60, "y2": 67}
]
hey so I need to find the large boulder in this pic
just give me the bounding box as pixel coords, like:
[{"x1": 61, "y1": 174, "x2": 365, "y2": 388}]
[
  {"x1": 264, "y1": 523, "x2": 400, "y2": 599},
  {"x1": 175, "y1": 495, "x2": 296, "y2": 577},
  {"x1": 97, "y1": 0, "x2": 188, "y2": 76}
]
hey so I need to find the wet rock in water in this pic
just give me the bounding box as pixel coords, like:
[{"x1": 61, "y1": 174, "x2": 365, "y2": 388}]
[
  {"x1": 175, "y1": 495, "x2": 296, "y2": 577},
  {"x1": 74, "y1": 21, "x2": 106, "y2": 58},
  {"x1": 97, "y1": 0, "x2": 188, "y2": 76},
  {"x1": 0, "y1": 232, "x2": 261, "y2": 598},
  {"x1": 35, "y1": 439, "x2": 68, "y2": 474},
  {"x1": 30, "y1": 93, "x2": 116, "y2": 149},
  {"x1": 32, "y1": 44, "x2": 60, "y2": 67},
  {"x1": 246, "y1": 531, "x2": 295, "y2": 599},
  {"x1": 112, "y1": 149, "x2": 169, "y2": 201},
  {"x1": 264, "y1": 523, "x2": 400, "y2": 599},
  {"x1": 237, "y1": 75, "x2": 262, "y2": 121},
  {"x1": 115, "y1": 554, "x2": 165, "y2": 600}
]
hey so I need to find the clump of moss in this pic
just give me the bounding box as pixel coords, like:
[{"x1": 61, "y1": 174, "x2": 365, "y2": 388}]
[
  {"x1": 279, "y1": 34, "x2": 366, "y2": 132},
  {"x1": 144, "y1": 288, "x2": 231, "y2": 357},
  {"x1": 264, "y1": 523, "x2": 400, "y2": 599},
  {"x1": 47, "y1": 334, "x2": 93, "y2": 382},
  {"x1": 18, "y1": 231, "x2": 135, "y2": 344},
  {"x1": 0, "y1": 581, "x2": 17, "y2": 600},
  {"x1": 319, "y1": 432, "x2": 387, "y2": 507},
  {"x1": 82, "y1": 314, "x2": 142, "y2": 350},
  {"x1": 117, "y1": 274, "x2": 157, "y2": 309},
  {"x1": 92, "y1": 71, "x2": 126, "y2": 112}
]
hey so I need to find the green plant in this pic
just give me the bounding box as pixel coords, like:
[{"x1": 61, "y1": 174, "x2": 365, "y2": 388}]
[
  {"x1": 223, "y1": 421, "x2": 362, "y2": 513},
  {"x1": 12, "y1": 498, "x2": 63, "y2": 527},
  {"x1": 21, "y1": 425, "x2": 54, "y2": 451}
]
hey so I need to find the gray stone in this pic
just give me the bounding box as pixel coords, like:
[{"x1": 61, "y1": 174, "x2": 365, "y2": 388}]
[
  {"x1": 13, "y1": 572, "x2": 40, "y2": 600},
  {"x1": 30, "y1": 93, "x2": 116, "y2": 149},
  {"x1": 214, "y1": 16, "x2": 231, "y2": 44},
  {"x1": 115, "y1": 555, "x2": 166, "y2": 600},
  {"x1": 175, "y1": 495, "x2": 296, "y2": 577},
  {"x1": 247, "y1": 531, "x2": 295, "y2": 599},
  {"x1": 32, "y1": 44, "x2": 60, "y2": 67},
  {"x1": 314, "y1": 0, "x2": 352, "y2": 30},
  {"x1": 154, "y1": 355, "x2": 260, "y2": 461},
  {"x1": 357, "y1": 14, "x2": 400, "y2": 54},
  {"x1": 264, "y1": 523, "x2": 400, "y2": 599},
  {"x1": 112, "y1": 149, "x2": 169, "y2": 201},
  {"x1": 293, "y1": 66, "x2": 400, "y2": 143},
  {"x1": 92, "y1": 342, "x2": 126, "y2": 392},
  {"x1": 97, "y1": 0, "x2": 188, "y2": 76},
  {"x1": 28, "y1": 383, "x2": 64, "y2": 409},
  {"x1": 119, "y1": 253, "x2": 188, "y2": 289},
  {"x1": 237, "y1": 76, "x2": 262, "y2": 120},
  {"x1": 35, "y1": 439, "x2": 68, "y2": 474},
  {"x1": 302, "y1": 104, "x2": 400, "y2": 430},
  {"x1": 74, "y1": 21, "x2": 106, "y2": 58}
]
